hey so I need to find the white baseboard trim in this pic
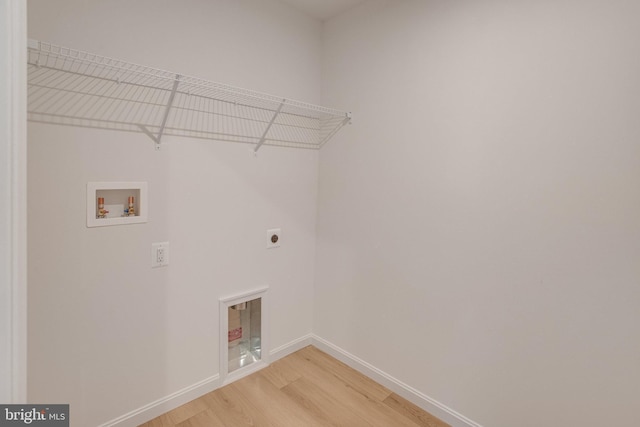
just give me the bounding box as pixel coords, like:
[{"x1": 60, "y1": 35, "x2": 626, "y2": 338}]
[
  {"x1": 98, "y1": 333, "x2": 481, "y2": 427},
  {"x1": 99, "y1": 334, "x2": 313, "y2": 427},
  {"x1": 311, "y1": 335, "x2": 483, "y2": 427},
  {"x1": 270, "y1": 333, "x2": 313, "y2": 361},
  {"x1": 97, "y1": 374, "x2": 221, "y2": 427}
]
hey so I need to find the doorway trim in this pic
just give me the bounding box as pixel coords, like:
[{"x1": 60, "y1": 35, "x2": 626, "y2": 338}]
[{"x1": 0, "y1": 0, "x2": 27, "y2": 404}]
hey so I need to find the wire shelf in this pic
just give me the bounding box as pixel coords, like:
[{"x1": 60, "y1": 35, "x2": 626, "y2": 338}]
[{"x1": 27, "y1": 40, "x2": 351, "y2": 151}]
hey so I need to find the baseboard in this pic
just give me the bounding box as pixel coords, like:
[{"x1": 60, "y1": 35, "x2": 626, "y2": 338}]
[
  {"x1": 98, "y1": 333, "x2": 480, "y2": 427},
  {"x1": 311, "y1": 335, "x2": 484, "y2": 427},
  {"x1": 97, "y1": 374, "x2": 221, "y2": 427},
  {"x1": 270, "y1": 333, "x2": 313, "y2": 361},
  {"x1": 98, "y1": 334, "x2": 312, "y2": 427}
]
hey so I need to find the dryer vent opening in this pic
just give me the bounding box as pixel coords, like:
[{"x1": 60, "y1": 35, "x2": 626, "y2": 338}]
[{"x1": 228, "y1": 297, "x2": 262, "y2": 373}]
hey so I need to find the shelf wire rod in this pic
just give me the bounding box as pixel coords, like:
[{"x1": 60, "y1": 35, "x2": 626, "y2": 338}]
[
  {"x1": 128, "y1": 84, "x2": 150, "y2": 125},
  {"x1": 213, "y1": 97, "x2": 220, "y2": 137},
  {"x1": 115, "y1": 81, "x2": 145, "y2": 125},
  {"x1": 201, "y1": 96, "x2": 210, "y2": 138},
  {"x1": 278, "y1": 113, "x2": 315, "y2": 132},
  {"x1": 187, "y1": 79, "x2": 325, "y2": 114},
  {"x1": 28, "y1": 82, "x2": 170, "y2": 114},
  {"x1": 169, "y1": 94, "x2": 179, "y2": 136},
  {"x1": 192, "y1": 94, "x2": 200, "y2": 137},
  {"x1": 136, "y1": 82, "x2": 162, "y2": 124},
  {"x1": 241, "y1": 102, "x2": 251, "y2": 143},
  {"x1": 67, "y1": 68, "x2": 113, "y2": 116},
  {"x1": 213, "y1": 98, "x2": 219, "y2": 139},
  {"x1": 187, "y1": 94, "x2": 197, "y2": 132},
  {"x1": 235, "y1": 104, "x2": 243, "y2": 142},
  {"x1": 318, "y1": 114, "x2": 351, "y2": 148},
  {"x1": 143, "y1": 86, "x2": 159, "y2": 127},
  {"x1": 197, "y1": 94, "x2": 206, "y2": 137},
  {"x1": 221, "y1": 102, "x2": 228, "y2": 140},
  {"x1": 28, "y1": 67, "x2": 81, "y2": 112},
  {"x1": 28, "y1": 40, "x2": 350, "y2": 150},
  {"x1": 189, "y1": 90, "x2": 198, "y2": 134},
  {"x1": 249, "y1": 103, "x2": 262, "y2": 143},
  {"x1": 88, "y1": 71, "x2": 131, "y2": 121},
  {"x1": 91, "y1": 70, "x2": 131, "y2": 119},
  {"x1": 173, "y1": 93, "x2": 187, "y2": 136},
  {"x1": 212, "y1": 97, "x2": 220, "y2": 136},
  {"x1": 73, "y1": 75, "x2": 104, "y2": 118},
  {"x1": 296, "y1": 122, "x2": 311, "y2": 146},
  {"x1": 90, "y1": 83, "x2": 120, "y2": 122},
  {"x1": 172, "y1": 86, "x2": 319, "y2": 123},
  {"x1": 28, "y1": 111, "x2": 126, "y2": 129},
  {"x1": 136, "y1": 90, "x2": 163, "y2": 143},
  {"x1": 181, "y1": 91, "x2": 192, "y2": 134},
  {"x1": 45, "y1": 74, "x2": 95, "y2": 118},
  {"x1": 180, "y1": 95, "x2": 193, "y2": 133},
  {"x1": 300, "y1": 114, "x2": 316, "y2": 143},
  {"x1": 33, "y1": 73, "x2": 323, "y2": 132},
  {"x1": 249, "y1": 103, "x2": 259, "y2": 141},
  {"x1": 184, "y1": 93, "x2": 195, "y2": 132},
  {"x1": 26, "y1": 80, "x2": 55, "y2": 113},
  {"x1": 186, "y1": 85, "x2": 293, "y2": 117},
  {"x1": 205, "y1": 99, "x2": 214, "y2": 137},
  {"x1": 163, "y1": 124, "x2": 263, "y2": 143},
  {"x1": 254, "y1": 99, "x2": 285, "y2": 152},
  {"x1": 143, "y1": 87, "x2": 168, "y2": 139},
  {"x1": 204, "y1": 94, "x2": 212, "y2": 136},
  {"x1": 222, "y1": 100, "x2": 229, "y2": 141},
  {"x1": 36, "y1": 49, "x2": 177, "y2": 88},
  {"x1": 182, "y1": 96, "x2": 194, "y2": 134},
  {"x1": 296, "y1": 117, "x2": 310, "y2": 145},
  {"x1": 26, "y1": 66, "x2": 53, "y2": 103},
  {"x1": 168, "y1": 104, "x2": 272, "y2": 127},
  {"x1": 142, "y1": 85, "x2": 165, "y2": 127},
  {"x1": 158, "y1": 86, "x2": 174, "y2": 126},
  {"x1": 160, "y1": 130, "x2": 260, "y2": 146},
  {"x1": 27, "y1": 64, "x2": 176, "y2": 101},
  {"x1": 170, "y1": 93, "x2": 182, "y2": 135},
  {"x1": 189, "y1": 83, "x2": 280, "y2": 109}
]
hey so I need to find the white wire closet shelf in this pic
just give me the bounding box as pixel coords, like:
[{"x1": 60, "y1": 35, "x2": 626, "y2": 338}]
[{"x1": 27, "y1": 40, "x2": 351, "y2": 151}]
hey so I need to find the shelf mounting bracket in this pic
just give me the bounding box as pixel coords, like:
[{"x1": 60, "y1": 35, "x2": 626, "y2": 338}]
[
  {"x1": 146, "y1": 74, "x2": 181, "y2": 151},
  {"x1": 137, "y1": 125, "x2": 158, "y2": 145},
  {"x1": 254, "y1": 99, "x2": 286, "y2": 153}
]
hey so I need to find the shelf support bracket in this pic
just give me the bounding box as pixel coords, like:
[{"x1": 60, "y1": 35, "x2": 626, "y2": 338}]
[
  {"x1": 137, "y1": 125, "x2": 158, "y2": 145},
  {"x1": 254, "y1": 99, "x2": 286, "y2": 153},
  {"x1": 153, "y1": 74, "x2": 181, "y2": 150}
]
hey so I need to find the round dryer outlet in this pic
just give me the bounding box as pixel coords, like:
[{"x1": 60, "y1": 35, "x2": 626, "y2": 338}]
[{"x1": 266, "y1": 228, "x2": 281, "y2": 249}]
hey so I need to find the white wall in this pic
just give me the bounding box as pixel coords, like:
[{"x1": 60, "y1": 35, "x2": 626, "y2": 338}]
[
  {"x1": 27, "y1": 0, "x2": 321, "y2": 425},
  {"x1": 317, "y1": 1, "x2": 640, "y2": 426}
]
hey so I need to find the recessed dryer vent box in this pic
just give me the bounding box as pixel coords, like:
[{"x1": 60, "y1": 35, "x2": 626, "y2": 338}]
[
  {"x1": 219, "y1": 287, "x2": 269, "y2": 385},
  {"x1": 87, "y1": 182, "x2": 148, "y2": 227}
]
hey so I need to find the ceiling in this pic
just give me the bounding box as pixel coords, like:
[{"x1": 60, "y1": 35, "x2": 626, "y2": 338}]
[{"x1": 278, "y1": 0, "x2": 369, "y2": 20}]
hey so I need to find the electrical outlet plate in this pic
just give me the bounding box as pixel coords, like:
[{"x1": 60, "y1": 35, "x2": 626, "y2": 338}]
[
  {"x1": 266, "y1": 229, "x2": 281, "y2": 249},
  {"x1": 152, "y1": 242, "x2": 169, "y2": 268}
]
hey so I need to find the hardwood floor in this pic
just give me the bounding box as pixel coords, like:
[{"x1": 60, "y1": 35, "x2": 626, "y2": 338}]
[{"x1": 139, "y1": 346, "x2": 450, "y2": 427}]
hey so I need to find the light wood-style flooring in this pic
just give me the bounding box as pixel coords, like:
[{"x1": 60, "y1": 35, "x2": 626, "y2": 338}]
[{"x1": 139, "y1": 345, "x2": 450, "y2": 427}]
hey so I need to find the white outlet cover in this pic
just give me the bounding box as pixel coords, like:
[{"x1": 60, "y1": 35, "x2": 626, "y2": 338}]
[
  {"x1": 267, "y1": 229, "x2": 281, "y2": 249},
  {"x1": 152, "y1": 242, "x2": 170, "y2": 268}
]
